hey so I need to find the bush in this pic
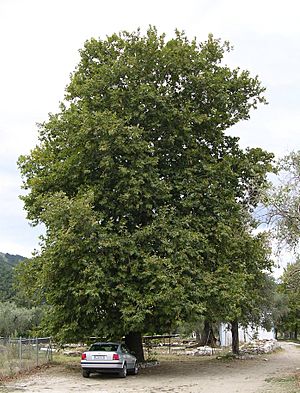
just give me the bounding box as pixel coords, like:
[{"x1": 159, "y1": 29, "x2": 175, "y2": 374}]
[{"x1": 0, "y1": 302, "x2": 44, "y2": 337}]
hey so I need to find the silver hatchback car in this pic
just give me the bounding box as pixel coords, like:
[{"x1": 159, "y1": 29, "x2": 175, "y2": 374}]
[{"x1": 81, "y1": 342, "x2": 139, "y2": 378}]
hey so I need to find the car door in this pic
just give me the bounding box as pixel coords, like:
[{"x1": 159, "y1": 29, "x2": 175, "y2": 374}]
[{"x1": 121, "y1": 344, "x2": 135, "y2": 368}]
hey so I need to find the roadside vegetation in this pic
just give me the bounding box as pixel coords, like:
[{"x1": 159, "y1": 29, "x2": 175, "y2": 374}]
[{"x1": 0, "y1": 302, "x2": 44, "y2": 338}]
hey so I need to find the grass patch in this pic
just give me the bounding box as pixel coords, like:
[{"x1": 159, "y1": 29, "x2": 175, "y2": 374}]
[
  {"x1": 50, "y1": 352, "x2": 81, "y2": 371},
  {"x1": 51, "y1": 352, "x2": 80, "y2": 364},
  {"x1": 265, "y1": 371, "x2": 300, "y2": 393}
]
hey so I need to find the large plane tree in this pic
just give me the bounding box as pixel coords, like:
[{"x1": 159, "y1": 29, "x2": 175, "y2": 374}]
[{"x1": 18, "y1": 28, "x2": 273, "y2": 360}]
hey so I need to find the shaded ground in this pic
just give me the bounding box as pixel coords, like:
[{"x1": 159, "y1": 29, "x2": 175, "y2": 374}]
[{"x1": 0, "y1": 342, "x2": 299, "y2": 393}]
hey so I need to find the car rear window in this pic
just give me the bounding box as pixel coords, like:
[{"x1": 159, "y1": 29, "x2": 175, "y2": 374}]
[{"x1": 89, "y1": 344, "x2": 119, "y2": 352}]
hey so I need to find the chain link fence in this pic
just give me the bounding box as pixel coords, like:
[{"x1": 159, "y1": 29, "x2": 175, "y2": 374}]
[{"x1": 0, "y1": 337, "x2": 52, "y2": 377}]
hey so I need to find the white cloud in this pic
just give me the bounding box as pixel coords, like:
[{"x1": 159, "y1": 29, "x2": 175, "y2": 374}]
[{"x1": 193, "y1": 0, "x2": 300, "y2": 36}]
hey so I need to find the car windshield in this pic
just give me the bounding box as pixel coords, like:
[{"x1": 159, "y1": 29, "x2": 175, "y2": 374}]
[{"x1": 89, "y1": 343, "x2": 119, "y2": 352}]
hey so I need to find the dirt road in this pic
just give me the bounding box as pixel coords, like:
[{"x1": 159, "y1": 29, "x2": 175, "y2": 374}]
[{"x1": 1, "y1": 342, "x2": 299, "y2": 393}]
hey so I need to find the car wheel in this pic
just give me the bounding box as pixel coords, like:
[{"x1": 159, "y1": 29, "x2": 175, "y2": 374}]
[
  {"x1": 132, "y1": 361, "x2": 139, "y2": 375},
  {"x1": 119, "y1": 363, "x2": 127, "y2": 378},
  {"x1": 82, "y1": 369, "x2": 90, "y2": 378}
]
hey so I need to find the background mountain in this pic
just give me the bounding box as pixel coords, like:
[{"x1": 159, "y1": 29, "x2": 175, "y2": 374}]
[{"x1": 0, "y1": 252, "x2": 25, "y2": 301}]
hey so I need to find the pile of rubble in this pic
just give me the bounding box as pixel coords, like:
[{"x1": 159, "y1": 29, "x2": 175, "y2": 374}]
[
  {"x1": 181, "y1": 340, "x2": 280, "y2": 357},
  {"x1": 239, "y1": 339, "x2": 279, "y2": 355},
  {"x1": 185, "y1": 345, "x2": 215, "y2": 356}
]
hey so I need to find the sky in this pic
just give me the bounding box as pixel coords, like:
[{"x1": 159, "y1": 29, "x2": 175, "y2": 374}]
[{"x1": 0, "y1": 0, "x2": 300, "y2": 267}]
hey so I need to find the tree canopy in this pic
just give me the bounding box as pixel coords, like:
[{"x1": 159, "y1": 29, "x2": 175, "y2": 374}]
[
  {"x1": 18, "y1": 28, "x2": 274, "y2": 356},
  {"x1": 264, "y1": 151, "x2": 300, "y2": 340},
  {"x1": 266, "y1": 151, "x2": 300, "y2": 250},
  {"x1": 275, "y1": 260, "x2": 300, "y2": 339}
]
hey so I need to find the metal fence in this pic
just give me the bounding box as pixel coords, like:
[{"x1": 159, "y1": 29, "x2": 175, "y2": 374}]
[{"x1": 0, "y1": 337, "x2": 52, "y2": 377}]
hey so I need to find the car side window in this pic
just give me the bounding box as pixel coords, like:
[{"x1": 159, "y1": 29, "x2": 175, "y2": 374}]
[{"x1": 121, "y1": 344, "x2": 129, "y2": 353}]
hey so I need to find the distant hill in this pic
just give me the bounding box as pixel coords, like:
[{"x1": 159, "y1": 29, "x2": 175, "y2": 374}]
[{"x1": 0, "y1": 252, "x2": 26, "y2": 301}]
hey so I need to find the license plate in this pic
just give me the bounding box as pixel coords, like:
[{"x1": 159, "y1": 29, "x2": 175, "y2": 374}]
[{"x1": 93, "y1": 355, "x2": 106, "y2": 360}]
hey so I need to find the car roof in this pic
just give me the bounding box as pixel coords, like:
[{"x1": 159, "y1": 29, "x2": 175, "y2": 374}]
[{"x1": 91, "y1": 342, "x2": 121, "y2": 345}]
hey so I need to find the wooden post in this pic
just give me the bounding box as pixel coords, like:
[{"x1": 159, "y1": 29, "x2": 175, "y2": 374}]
[
  {"x1": 36, "y1": 337, "x2": 39, "y2": 366},
  {"x1": 19, "y1": 337, "x2": 22, "y2": 369}
]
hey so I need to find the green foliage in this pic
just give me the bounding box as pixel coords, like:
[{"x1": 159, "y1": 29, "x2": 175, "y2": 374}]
[
  {"x1": 266, "y1": 151, "x2": 300, "y2": 250},
  {"x1": 18, "y1": 27, "x2": 274, "y2": 342},
  {"x1": 0, "y1": 301, "x2": 44, "y2": 337},
  {"x1": 0, "y1": 253, "x2": 24, "y2": 301},
  {"x1": 271, "y1": 290, "x2": 290, "y2": 327},
  {"x1": 276, "y1": 260, "x2": 300, "y2": 338},
  {"x1": 265, "y1": 151, "x2": 300, "y2": 337},
  {"x1": 202, "y1": 227, "x2": 275, "y2": 327},
  {"x1": 283, "y1": 259, "x2": 300, "y2": 292}
]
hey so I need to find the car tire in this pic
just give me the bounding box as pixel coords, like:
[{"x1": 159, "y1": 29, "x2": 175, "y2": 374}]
[
  {"x1": 119, "y1": 363, "x2": 127, "y2": 378},
  {"x1": 131, "y1": 361, "x2": 139, "y2": 375},
  {"x1": 82, "y1": 369, "x2": 90, "y2": 378}
]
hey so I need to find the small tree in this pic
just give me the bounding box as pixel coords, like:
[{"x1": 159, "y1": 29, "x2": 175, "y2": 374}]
[
  {"x1": 0, "y1": 302, "x2": 43, "y2": 337},
  {"x1": 270, "y1": 291, "x2": 289, "y2": 339},
  {"x1": 203, "y1": 226, "x2": 274, "y2": 354},
  {"x1": 277, "y1": 260, "x2": 300, "y2": 339},
  {"x1": 265, "y1": 151, "x2": 300, "y2": 340}
]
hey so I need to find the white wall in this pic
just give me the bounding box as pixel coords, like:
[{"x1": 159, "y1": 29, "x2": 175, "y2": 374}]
[{"x1": 219, "y1": 323, "x2": 275, "y2": 347}]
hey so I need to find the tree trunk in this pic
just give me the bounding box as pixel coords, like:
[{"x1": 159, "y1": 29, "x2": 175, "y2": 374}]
[
  {"x1": 195, "y1": 329, "x2": 201, "y2": 343},
  {"x1": 231, "y1": 320, "x2": 239, "y2": 355},
  {"x1": 274, "y1": 327, "x2": 278, "y2": 340},
  {"x1": 125, "y1": 332, "x2": 145, "y2": 363},
  {"x1": 200, "y1": 319, "x2": 210, "y2": 345},
  {"x1": 200, "y1": 319, "x2": 217, "y2": 346},
  {"x1": 294, "y1": 323, "x2": 298, "y2": 340}
]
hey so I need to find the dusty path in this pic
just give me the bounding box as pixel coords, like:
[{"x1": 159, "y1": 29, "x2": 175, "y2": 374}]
[{"x1": 1, "y1": 342, "x2": 299, "y2": 393}]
